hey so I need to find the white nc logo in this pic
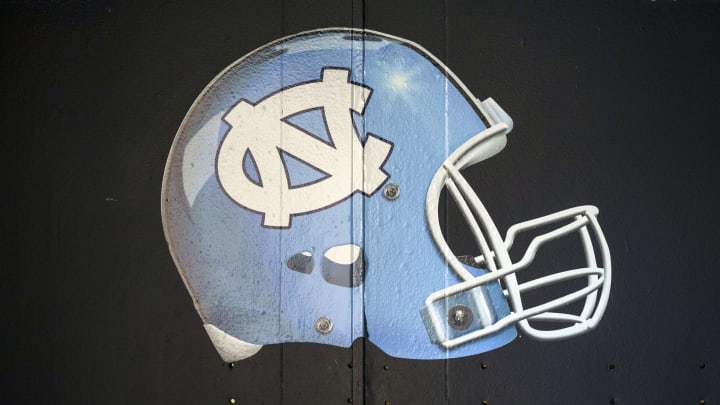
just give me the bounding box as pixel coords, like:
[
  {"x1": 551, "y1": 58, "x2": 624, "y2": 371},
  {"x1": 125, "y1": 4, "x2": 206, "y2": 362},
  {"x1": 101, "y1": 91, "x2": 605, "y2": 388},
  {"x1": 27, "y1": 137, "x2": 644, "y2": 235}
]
[{"x1": 216, "y1": 68, "x2": 393, "y2": 228}]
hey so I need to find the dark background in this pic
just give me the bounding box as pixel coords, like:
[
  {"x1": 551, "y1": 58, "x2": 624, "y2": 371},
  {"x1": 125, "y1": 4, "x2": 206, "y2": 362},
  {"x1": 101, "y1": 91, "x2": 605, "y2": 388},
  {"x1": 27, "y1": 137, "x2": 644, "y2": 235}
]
[{"x1": 2, "y1": 1, "x2": 719, "y2": 404}]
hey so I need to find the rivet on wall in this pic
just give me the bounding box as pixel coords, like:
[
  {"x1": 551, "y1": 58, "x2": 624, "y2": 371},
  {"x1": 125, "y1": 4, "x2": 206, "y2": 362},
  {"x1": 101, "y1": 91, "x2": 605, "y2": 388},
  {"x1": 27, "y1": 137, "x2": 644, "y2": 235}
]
[
  {"x1": 228, "y1": 362, "x2": 234, "y2": 369},
  {"x1": 383, "y1": 365, "x2": 390, "y2": 370},
  {"x1": 481, "y1": 363, "x2": 488, "y2": 369},
  {"x1": 228, "y1": 398, "x2": 236, "y2": 404},
  {"x1": 607, "y1": 360, "x2": 616, "y2": 405},
  {"x1": 699, "y1": 400, "x2": 705, "y2": 404},
  {"x1": 699, "y1": 362, "x2": 706, "y2": 369}
]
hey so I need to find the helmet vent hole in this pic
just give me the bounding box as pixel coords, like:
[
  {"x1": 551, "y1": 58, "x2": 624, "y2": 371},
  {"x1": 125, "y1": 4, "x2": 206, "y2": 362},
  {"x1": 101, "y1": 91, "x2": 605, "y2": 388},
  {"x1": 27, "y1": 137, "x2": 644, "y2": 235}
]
[{"x1": 287, "y1": 251, "x2": 313, "y2": 274}]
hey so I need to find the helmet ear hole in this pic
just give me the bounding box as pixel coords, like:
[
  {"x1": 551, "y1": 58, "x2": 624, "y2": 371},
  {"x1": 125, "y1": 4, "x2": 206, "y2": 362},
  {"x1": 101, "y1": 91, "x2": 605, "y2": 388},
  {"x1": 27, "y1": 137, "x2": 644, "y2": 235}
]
[{"x1": 322, "y1": 244, "x2": 365, "y2": 288}]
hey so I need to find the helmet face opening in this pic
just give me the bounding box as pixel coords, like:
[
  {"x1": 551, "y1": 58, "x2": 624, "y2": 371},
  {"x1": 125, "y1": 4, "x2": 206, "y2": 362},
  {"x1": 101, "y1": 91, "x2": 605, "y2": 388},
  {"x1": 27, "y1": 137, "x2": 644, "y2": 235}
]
[{"x1": 162, "y1": 28, "x2": 610, "y2": 361}]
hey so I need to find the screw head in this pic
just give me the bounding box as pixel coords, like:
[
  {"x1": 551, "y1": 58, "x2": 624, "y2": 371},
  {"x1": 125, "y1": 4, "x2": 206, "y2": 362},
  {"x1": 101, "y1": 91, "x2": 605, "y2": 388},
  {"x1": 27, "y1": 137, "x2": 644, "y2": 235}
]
[
  {"x1": 315, "y1": 316, "x2": 333, "y2": 334},
  {"x1": 383, "y1": 183, "x2": 400, "y2": 200},
  {"x1": 448, "y1": 305, "x2": 473, "y2": 330}
]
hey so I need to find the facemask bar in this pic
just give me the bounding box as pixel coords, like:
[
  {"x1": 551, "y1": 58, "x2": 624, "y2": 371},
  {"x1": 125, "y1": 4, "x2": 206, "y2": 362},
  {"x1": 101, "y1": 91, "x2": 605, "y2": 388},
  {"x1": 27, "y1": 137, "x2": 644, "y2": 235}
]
[
  {"x1": 495, "y1": 206, "x2": 611, "y2": 339},
  {"x1": 424, "y1": 99, "x2": 611, "y2": 349}
]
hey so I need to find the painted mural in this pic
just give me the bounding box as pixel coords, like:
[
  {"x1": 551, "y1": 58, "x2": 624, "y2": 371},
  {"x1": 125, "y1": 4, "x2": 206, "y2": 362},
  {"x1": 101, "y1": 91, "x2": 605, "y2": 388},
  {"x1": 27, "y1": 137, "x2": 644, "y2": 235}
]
[{"x1": 161, "y1": 28, "x2": 611, "y2": 361}]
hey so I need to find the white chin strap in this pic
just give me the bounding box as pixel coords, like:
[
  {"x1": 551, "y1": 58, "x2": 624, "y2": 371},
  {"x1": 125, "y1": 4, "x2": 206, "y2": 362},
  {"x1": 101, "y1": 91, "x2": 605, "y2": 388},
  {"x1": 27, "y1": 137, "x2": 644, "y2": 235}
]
[{"x1": 423, "y1": 98, "x2": 611, "y2": 349}]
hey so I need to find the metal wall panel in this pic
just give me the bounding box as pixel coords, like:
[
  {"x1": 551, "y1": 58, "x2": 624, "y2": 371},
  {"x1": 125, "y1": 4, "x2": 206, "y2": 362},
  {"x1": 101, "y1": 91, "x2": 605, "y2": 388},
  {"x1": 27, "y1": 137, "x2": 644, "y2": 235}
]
[{"x1": 1, "y1": 1, "x2": 718, "y2": 404}]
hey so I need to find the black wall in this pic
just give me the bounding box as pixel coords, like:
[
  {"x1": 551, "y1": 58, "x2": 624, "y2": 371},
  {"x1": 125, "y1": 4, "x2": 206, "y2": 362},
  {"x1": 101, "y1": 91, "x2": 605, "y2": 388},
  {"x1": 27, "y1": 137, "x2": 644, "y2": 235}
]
[{"x1": 2, "y1": 1, "x2": 719, "y2": 404}]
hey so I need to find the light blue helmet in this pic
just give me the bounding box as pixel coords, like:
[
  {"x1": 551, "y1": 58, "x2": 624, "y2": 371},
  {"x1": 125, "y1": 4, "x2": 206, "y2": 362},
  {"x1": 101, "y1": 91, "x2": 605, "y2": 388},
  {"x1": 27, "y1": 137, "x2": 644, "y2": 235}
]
[{"x1": 162, "y1": 28, "x2": 611, "y2": 361}]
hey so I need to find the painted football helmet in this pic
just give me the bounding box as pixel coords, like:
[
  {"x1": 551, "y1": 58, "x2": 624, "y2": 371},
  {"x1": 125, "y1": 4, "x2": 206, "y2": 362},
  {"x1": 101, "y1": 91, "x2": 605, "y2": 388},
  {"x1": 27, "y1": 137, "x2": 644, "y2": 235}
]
[{"x1": 161, "y1": 28, "x2": 611, "y2": 361}]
